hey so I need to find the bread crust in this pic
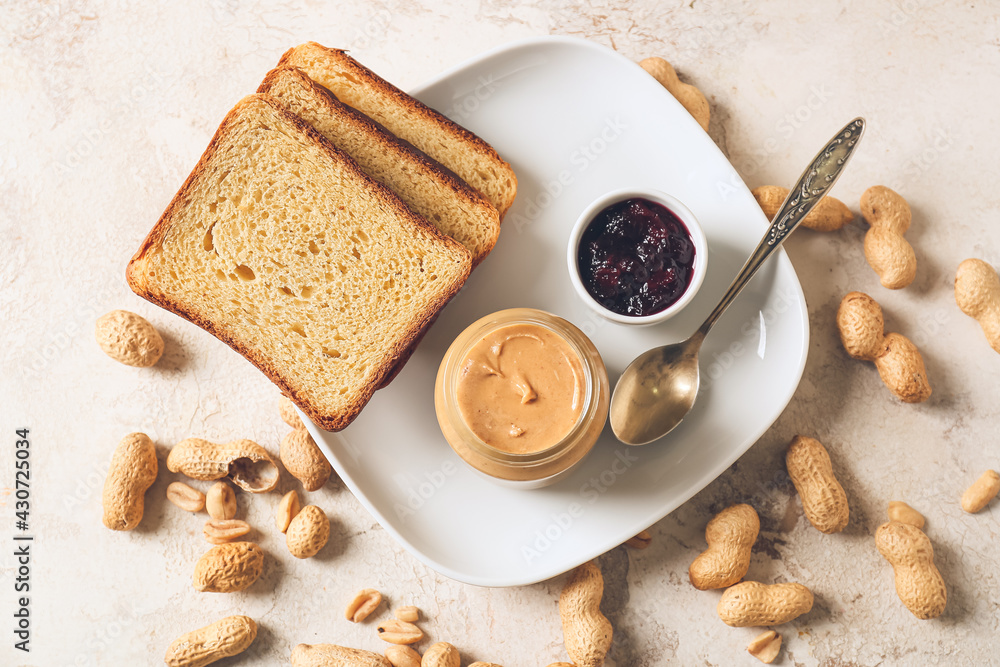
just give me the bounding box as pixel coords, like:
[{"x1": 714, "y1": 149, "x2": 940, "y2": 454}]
[
  {"x1": 278, "y1": 42, "x2": 517, "y2": 218},
  {"x1": 127, "y1": 94, "x2": 470, "y2": 431},
  {"x1": 257, "y1": 66, "x2": 499, "y2": 266}
]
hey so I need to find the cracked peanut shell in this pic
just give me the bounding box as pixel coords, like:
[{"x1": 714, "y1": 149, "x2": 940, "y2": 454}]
[{"x1": 167, "y1": 438, "x2": 279, "y2": 492}]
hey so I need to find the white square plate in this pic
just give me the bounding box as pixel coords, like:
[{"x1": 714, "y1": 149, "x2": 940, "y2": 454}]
[{"x1": 305, "y1": 36, "x2": 809, "y2": 587}]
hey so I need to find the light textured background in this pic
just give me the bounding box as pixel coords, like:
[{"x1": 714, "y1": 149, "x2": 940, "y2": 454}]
[{"x1": 2, "y1": 1, "x2": 999, "y2": 665}]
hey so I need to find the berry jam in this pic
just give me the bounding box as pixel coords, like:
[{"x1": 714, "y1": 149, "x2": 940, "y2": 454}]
[{"x1": 577, "y1": 197, "x2": 696, "y2": 317}]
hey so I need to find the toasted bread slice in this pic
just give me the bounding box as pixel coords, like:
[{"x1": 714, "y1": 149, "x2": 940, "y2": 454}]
[
  {"x1": 278, "y1": 42, "x2": 518, "y2": 218},
  {"x1": 258, "y1": 66, "x2": 500, "y2": 266},
  {"x1": 257, "y1": 67, "x2": 494, "y2": 390},
  {"x1": 126, "y1": 94, "x2": 471, "y2": 431}
]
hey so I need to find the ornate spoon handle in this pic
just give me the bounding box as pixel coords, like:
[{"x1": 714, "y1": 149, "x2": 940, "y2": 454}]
[{"x1": 698, "y1": 117, "x2": 866, "y2": 336}]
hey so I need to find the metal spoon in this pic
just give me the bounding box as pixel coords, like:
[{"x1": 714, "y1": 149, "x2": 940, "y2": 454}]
[{"x1": 610, "y1": 117, "x2": 866, "y2": 445}]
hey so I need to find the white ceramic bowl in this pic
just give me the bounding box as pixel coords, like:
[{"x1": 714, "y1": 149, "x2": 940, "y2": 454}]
[{"x1": 566, "y1": 187, "x2": 709, "y2": 326}]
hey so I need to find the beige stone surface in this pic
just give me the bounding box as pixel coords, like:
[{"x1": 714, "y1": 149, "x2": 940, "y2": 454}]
[{"x1": 2, "y1": 1, "x2": 999, "y2": 664}]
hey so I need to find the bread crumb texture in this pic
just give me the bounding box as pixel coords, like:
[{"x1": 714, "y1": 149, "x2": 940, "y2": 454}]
[{"x1": 128, "y1": 95, "x2": 470, "y2": 429}]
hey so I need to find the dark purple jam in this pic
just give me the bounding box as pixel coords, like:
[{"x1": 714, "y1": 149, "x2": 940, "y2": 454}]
[{"x1": 577, "y1": 197, "x2": 696, "y2": 317}]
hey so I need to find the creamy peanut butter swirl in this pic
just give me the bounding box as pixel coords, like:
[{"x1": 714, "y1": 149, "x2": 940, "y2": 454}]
[{"x1": 455, "y1": 323, "x2": 585, "y2": 454}]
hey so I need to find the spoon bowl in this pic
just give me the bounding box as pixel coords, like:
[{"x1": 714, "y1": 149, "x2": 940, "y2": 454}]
[
  {"x1": 610, "y1": 117, "x2": 866, "y2": 445},
  {"x1": 609, "y1": 333, "x2": 702, "y2": 445}
]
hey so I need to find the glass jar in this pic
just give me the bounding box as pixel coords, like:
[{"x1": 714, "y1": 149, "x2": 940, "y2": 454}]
[{"x1": 434, "y1": 308, "x2": 610, "y2": 489}]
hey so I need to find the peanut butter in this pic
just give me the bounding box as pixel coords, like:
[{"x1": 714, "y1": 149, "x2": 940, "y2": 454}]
[{"x1": 455, "y1": 323, "x2": 586, "y2": 454}]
